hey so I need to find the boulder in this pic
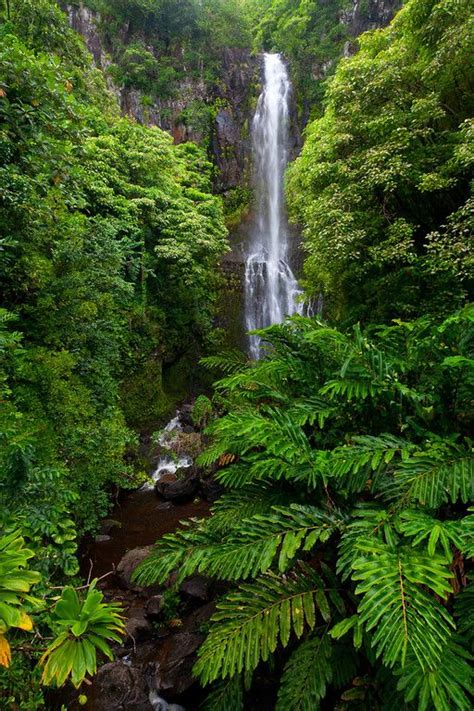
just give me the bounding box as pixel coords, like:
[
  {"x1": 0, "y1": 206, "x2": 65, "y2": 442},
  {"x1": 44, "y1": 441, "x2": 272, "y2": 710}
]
[
  {"x1": 199, "y1": 475, "x2": 225, "y2": 502},
  {"x1": 178, "y1": 404, "x2": 194, "y2": 428},
  {"x1": 90, "y1": 662, "x2": 152, "y2": 710},
  {"x1": 155, "y1": 501, "x2": 174, "y2": 512},
  {"x1": 182, "y1": 601, "x2": 216, "y2": 633},
  {"x1": 152, "y1": 632, "x2": 203, "y2": 696},
  {"x1": 149, "y1": 691, "x2": 186, "y2": 711},
  {"x1": 94, "y1": 534, "x2": 112, "y2": 543},
  {"x1": 180, "y1": 575, "x2": 211, "y2": 602},
  {"x1": 146, "y1": 595, "x2": 165, "y2": 618},
  {"x1": 154, "y1": 469, "x2": 199, "y2": 501},
  {"x1": 125, "y1": 610, "x2": 153, "y2": 643},
  {"x1": 116, "y1": 545, "x2": 153, "y2": 591},
  {"x1": 100, "y1": 518, "x2": 122, "y2": 535}
]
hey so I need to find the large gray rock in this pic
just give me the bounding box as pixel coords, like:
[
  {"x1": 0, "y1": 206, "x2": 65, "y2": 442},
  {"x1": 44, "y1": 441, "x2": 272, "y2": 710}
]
[
  {"x1": 146, "y1": 595, "x2": 165, "y2": 618},
  {"x1": 116, "y1": 545, "x2": 153, "y2": 591},
  {"x1": 125, "y1": 609, "x2": 153, "y2": 644},
  {"x1": 180, "y1": 575, "x2": 211, "y2": 602}
]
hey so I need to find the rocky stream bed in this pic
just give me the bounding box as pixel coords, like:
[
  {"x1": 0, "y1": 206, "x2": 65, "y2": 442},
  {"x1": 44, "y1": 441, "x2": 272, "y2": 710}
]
[{"x1": 55, "y1": 405, "x2": 230, "y2": 711}]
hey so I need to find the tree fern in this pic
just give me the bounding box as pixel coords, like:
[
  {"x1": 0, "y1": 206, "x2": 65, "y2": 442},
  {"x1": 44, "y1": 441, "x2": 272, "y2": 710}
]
[{"x1": 138, "y1": 309, "x2": 473, "y2": 710}]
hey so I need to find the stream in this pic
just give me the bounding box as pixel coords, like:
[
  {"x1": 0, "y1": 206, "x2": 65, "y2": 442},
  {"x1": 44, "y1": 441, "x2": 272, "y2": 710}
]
[{"x1": 62, "y1": 408, "x2": 214, "y2": 711}]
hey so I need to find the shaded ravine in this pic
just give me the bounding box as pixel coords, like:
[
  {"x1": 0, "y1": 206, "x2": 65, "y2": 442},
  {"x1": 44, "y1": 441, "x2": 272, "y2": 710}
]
[{"x1": 54, "y1": 409, "x2": 215, "y2": 711}]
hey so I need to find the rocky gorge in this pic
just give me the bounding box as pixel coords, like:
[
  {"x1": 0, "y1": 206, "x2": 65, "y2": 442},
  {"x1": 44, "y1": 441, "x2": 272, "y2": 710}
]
[{"x1": 56, "y1": 3, "x2": 405, "y2": 708}]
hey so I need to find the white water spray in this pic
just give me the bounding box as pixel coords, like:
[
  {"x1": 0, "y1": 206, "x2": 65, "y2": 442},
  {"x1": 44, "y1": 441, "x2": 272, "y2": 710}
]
[{"x1": 245, "y1": 53, "x2": 303, "y2": 359}]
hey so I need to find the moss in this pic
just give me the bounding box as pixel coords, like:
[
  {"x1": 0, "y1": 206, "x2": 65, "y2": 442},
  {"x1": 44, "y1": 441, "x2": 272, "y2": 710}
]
[
  {"x1": 223, "y1": 186, "x2": 253, "y2": 228},
  {"x1": 162, "y1": 353, "x2": 195, "y2": 403},
  {"x1": 120, "y1": 356, "x2": 174, "y2": 432}
]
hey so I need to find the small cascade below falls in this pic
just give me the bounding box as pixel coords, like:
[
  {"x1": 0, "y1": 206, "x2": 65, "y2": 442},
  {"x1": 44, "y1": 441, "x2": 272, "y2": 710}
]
[
  {"x1": 142, "y1": 412, "x2": 192, "y2": 490},
  {"x1": 245, "y1": 53, "x2": 304, "y2": 359}
]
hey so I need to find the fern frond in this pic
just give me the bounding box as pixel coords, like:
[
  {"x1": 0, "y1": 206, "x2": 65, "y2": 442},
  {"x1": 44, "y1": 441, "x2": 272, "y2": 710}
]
[
  {"x1": 328, "y1": 435, "x2": 417, "y2": 492},
  {"x1": 207, "y1": 483, "x2": 289, "y2": 535},
  {"x1": 201, "y1": 675, "x2": 244, "y2": 711},
  {"x1": 198, "y1": 409, "x2": 313, "y2": 474},
  {"x1": 397, "y1": 510, "x2": 467, "y2": 558},
  {"x1": 200, "y1": 349, "x2": 248, "y2": 374},
  {"x1": 396, "y1": 638, "x2": 473, "y2": 711},
  {"x1": 337, "y1": 505, "x2": 397, "y2": 579},
  {"x1": 194, "y1": 568, "x2": 328, "y2": 684},
  {"x1": 352, "y1": 541, "x2": 453, "y2": 670},
  {"x1": 133, "y1": 521, "x2": 218, "y2": 587},
  {"x1": 202, "y1": 505, "x2": 341, "y2": 580},
  {"x1": 286, "y1": 396, "x2": 335, "y2": 428},
  {"x1": 388, "y1": 444, "x2": 474, "y2": 507},
  {"x1": 320, "y1": 373, "x2": 386, "y2": 401},
  {"x1": 276, "y1": 631, "x2": 332, "y2": 711},
  {"x1": 454, "y1": 584, "x2": 474, "y2": 646}
]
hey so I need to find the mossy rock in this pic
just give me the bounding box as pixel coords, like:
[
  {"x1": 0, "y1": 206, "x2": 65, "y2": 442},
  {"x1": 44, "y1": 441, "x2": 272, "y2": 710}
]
[{"x1": 120, "y1": 356, "x2": 174, "y2": 432}]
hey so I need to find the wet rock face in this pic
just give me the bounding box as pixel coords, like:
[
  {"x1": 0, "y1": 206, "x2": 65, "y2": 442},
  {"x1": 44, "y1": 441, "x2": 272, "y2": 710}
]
[
  {"x1": 64, "y1": 6, "x2": 258, "y2": 191},
  {"x1": 340, "y1": 0, "x2": 402, "y2": 40},
  {"x1": 152, "y1": 632, "x2": 204, "y2": 696},
  {"x1": 91, "y1": 662, "x2": 152, "y2": 711},
  {"x1": 154, "y1": 467, "x2": 200, "y2": 501}
]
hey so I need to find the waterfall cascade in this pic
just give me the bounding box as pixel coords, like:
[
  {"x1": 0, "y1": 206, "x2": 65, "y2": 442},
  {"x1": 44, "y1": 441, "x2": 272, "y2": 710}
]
[{"x1": 244, "y1": 53, "x2": 303, "y2": 359}]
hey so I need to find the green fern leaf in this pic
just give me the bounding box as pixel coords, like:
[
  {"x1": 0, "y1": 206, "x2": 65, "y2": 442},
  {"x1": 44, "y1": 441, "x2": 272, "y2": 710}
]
[
  {"x1": 390, "y1": 445, "x2": 473, "y2": 507},
  {"x1": 194, "y1": 568, "x2": 327, "y2": 684},
  {"x1": 201, "y1": 675, "x2": 244, "y2": 711},
  {"x1": 276, "y1": 631, "x2": 332, "y2": 710},
  {"x1": 352, "y1": 541, "x2": 453, "y2": 669},
  {"x1": 396, "y1": 638, "x2": 473, "y2": 711}
]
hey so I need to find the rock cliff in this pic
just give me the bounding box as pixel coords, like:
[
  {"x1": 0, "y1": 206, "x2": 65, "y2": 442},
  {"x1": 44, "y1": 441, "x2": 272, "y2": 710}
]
[{"x1": 65, "y1": 3, "x2": 258, "y2": 192}]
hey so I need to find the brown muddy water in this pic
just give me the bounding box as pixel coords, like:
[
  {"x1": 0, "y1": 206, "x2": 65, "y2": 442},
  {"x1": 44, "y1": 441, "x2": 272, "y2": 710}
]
[{"x1": 82, "y1": 489, "x2": 210, "y2": 581}]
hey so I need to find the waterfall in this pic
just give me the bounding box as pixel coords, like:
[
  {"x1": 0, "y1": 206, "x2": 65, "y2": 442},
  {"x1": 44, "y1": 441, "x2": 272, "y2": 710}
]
[{"x1": 244, "y1": 53, "x2": 303, "y2": 359}]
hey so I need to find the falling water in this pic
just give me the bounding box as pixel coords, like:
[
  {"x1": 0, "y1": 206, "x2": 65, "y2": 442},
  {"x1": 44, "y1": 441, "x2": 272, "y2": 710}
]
[{"x1": 245, "y1": 53, "x2": 303, "y2": 359}]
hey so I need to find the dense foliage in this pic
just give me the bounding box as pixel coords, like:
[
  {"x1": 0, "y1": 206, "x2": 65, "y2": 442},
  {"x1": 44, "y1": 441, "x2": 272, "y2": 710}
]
[
  {"x1": 1, "y1": 0, "x2": 473, "y2": 707},
  {"x1": 288, "y1": 0, "x2": 473, "y2": 323},
  {"x1": 244, "y1": 0, "x2": 401, "y2": 117},
  {"x1": 79, "y1": 0, "x2": 252, "y2": 118},
  {"x1": 136, "y1": 307, "x2": 473, "y2": 710},
  {"x1": 0, "y1": 0, "x2": 228, "y2": 703},
  {"x1": 0, "y1": 0, "x2": 227, "y2": 538}
]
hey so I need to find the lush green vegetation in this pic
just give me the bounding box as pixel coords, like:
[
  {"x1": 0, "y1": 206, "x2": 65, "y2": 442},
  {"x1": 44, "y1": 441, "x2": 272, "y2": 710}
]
[
  {"x1": 82, "y1": 0, "x2": 252, "y2": 111},
  {"x1": 135, "y1": 2, "x2": 473, "y2": 709},
  {"x1": 137, "y1": 307, "x2": 473, "y2": 710},
  {"x1": 0, "y1": 1, "x2": 227, "y2": 702},
  {"x1": 245, "y1": 0, "x2": 353, "y2": 113},
  {"x1": 243, "y1": 0, "x2": 403, "y2": 116},
  {"x1": 288, "y1": 0, "x2": 473, "y2": 323},
  {"x1": 1, "y1": 0, "x2": 472, "y2": 708}
]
